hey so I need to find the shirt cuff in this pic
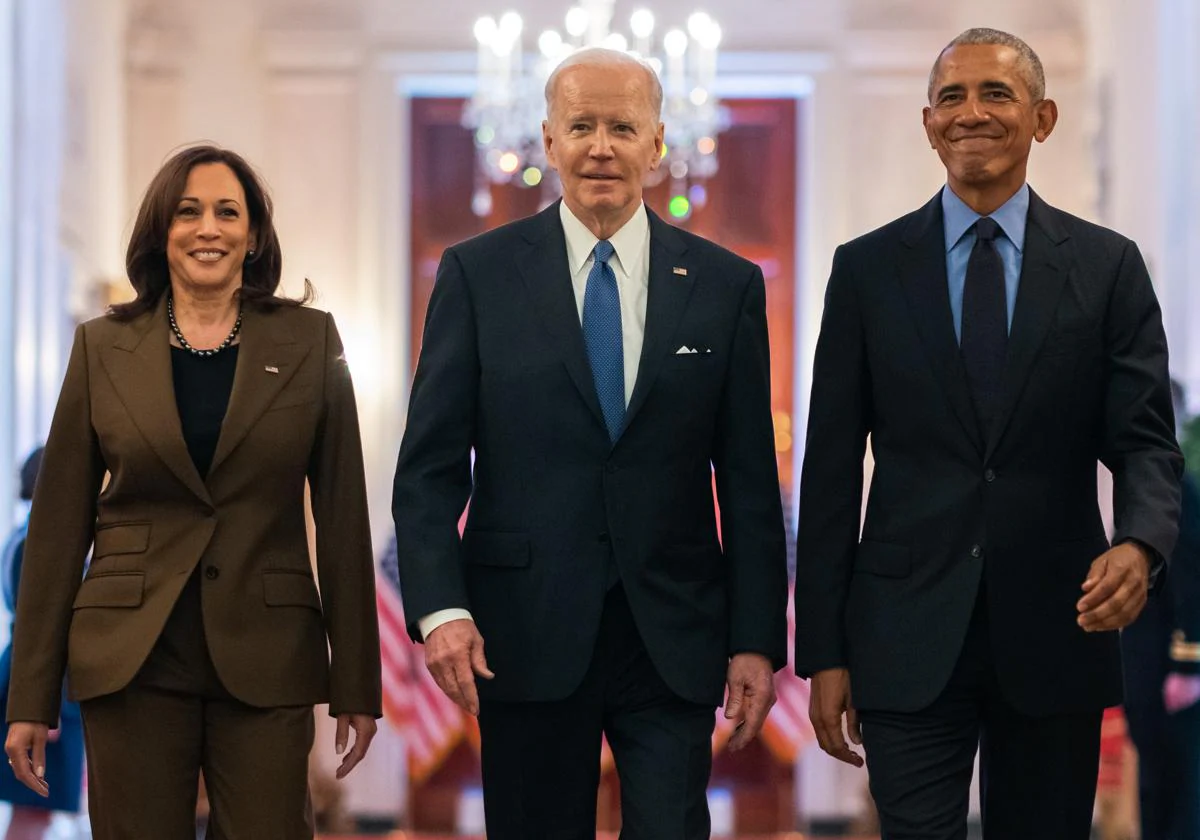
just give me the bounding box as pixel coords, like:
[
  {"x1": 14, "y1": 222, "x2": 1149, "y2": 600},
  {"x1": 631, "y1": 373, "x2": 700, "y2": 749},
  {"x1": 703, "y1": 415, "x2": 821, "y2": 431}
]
[{"x1": 418, "y1": 608, "x2": 473, "y2": 641}]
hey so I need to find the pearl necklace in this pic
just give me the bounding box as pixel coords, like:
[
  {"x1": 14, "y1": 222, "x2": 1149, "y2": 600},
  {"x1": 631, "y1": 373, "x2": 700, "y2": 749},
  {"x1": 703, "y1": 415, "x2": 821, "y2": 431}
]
[{"x1": 167, "y1": 295, "x2": 243, "y2": 357}]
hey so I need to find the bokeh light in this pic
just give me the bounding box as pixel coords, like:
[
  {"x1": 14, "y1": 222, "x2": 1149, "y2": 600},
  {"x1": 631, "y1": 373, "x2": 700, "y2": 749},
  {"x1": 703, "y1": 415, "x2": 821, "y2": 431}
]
[{"x1": 498, "y1": 152, "x2": 520, "y2": 174}]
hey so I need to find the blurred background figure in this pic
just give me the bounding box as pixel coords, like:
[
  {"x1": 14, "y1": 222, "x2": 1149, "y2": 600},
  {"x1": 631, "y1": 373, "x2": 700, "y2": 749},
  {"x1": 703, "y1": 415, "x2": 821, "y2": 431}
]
[
  {"x1": 1121, "y1": 378, "x2": 1200, "y2": 840},
  {"x1": 0, "y1": 448, "x2": 84, "y2": 840}
]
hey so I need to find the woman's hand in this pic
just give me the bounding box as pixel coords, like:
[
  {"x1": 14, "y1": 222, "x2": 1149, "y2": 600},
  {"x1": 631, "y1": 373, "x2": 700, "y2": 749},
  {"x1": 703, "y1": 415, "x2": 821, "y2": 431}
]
[
  {"x1": 334, "y1": 713, "x2": 377, "y2": 779},
  {"x1": 5, "y1": 722, "x2": 50, "y2": 796}
]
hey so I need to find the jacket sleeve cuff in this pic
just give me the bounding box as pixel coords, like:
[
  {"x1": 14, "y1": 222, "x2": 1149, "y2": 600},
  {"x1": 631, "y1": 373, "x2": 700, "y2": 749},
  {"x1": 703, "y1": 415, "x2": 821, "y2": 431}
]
[{"x1": 1117, "y1": 536, "x2": 1165, "y2": 591}]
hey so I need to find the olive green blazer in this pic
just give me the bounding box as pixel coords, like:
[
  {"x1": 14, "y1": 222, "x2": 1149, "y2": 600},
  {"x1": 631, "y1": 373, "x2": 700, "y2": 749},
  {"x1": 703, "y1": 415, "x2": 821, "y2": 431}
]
[{"x1": 7, "y1": 294, "x2": 381, "y2": 724}]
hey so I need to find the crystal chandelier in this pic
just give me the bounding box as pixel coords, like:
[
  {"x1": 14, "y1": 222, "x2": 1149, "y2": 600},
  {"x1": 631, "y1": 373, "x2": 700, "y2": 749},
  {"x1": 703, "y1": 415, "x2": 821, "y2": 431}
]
[{"x1": 464, "y1": 0, "x2": 727, "y2": 218}]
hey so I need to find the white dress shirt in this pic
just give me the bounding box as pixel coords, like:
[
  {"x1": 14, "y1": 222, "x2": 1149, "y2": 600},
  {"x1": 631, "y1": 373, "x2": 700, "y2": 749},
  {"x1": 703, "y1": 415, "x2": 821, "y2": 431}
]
[{"x1": 417, "y1": 202, "x2": 653, "y2": 641}]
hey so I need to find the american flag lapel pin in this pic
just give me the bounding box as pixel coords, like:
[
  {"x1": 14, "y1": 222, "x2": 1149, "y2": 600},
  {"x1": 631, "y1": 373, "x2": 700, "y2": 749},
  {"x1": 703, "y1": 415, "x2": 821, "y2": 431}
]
[
  {"x1": 265, "y1": 365, "x2": 279, "y2": 374},
  {"x1": 673, "y1": 266, "x2": 688, "y2": 276}
]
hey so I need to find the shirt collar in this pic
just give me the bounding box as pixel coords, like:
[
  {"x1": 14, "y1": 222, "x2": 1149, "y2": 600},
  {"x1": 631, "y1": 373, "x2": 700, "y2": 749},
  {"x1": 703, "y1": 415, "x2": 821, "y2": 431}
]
[
  {"x1": 560, "y1": 200, "x2": 649, "y2": 276},
  {"x1": 942, "y1": 183, "x2": 1030, "y2": 253}
]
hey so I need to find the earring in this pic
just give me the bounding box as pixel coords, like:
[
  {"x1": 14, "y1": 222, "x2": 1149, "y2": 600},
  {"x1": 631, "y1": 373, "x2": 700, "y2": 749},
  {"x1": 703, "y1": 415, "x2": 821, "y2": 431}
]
[{"x1": 247, "y1": 249, "x2": 256, "y2": 259}]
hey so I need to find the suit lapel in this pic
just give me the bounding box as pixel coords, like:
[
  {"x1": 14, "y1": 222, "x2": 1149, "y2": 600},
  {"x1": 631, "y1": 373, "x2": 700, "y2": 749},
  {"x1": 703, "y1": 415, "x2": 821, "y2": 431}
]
[
  {"x1": 515, "y1": 202, "x2": 608, "y2": 433},
  {"x1": 99, "y1": 294, "x2": 211, "y2": 503},
  {"x1": 985, "y1": 190, "x2": 1069, "y2": 459},
  {"x1": 897, "y1": 193, "x2": 984, "y2": 455},
  {"x1": 207, "y1": 305, "x2": 311, "y2": 476},
  {"x1": 623, "y1": 211, "x2": 694, "y2": 434}
]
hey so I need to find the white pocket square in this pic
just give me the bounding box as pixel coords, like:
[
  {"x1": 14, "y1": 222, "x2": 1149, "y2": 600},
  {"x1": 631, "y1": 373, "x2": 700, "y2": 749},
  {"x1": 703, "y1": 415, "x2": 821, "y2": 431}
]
[{"x1": 675, "y1": 345, "x2": 699, "y2": 355}]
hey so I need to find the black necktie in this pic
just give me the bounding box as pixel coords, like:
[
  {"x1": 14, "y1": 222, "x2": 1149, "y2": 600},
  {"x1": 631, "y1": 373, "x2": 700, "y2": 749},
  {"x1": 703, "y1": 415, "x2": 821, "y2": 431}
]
[{"x1": 961, "y1": 217, "x2": 1007, "y2": 437}]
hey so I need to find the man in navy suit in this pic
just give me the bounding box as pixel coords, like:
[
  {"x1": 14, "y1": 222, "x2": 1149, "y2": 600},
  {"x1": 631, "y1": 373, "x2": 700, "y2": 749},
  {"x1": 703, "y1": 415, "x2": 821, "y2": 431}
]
[
  {"x1": 392, "y1": 48, "x2": 787, "y2": 839},
  {"x1": 795, "y1": 28, "x2": 1182, "y2": 839}
]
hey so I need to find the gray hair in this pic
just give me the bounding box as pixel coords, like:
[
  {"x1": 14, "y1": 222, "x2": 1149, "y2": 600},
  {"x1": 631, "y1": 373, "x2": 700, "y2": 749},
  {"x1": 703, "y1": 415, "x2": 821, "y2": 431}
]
[
  {"x1": 544, "y1": 47, "x2": 664, "y2": 122},
  {"x1": 928, "y1": 28, "x2": 1046, "y2": 103}
]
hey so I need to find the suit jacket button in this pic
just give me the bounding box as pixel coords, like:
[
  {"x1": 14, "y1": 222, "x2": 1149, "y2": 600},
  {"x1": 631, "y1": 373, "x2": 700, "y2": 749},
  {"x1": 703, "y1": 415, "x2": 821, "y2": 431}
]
[
  {"x1": 205, "y1": 566, "x2": 220, "y2": 580},
  {"x1": 970, "y1": 545, "x2": 983, "y2": 559},
  {"x1": 984, "y1": 469, "x2": 996, "y2": 482}
]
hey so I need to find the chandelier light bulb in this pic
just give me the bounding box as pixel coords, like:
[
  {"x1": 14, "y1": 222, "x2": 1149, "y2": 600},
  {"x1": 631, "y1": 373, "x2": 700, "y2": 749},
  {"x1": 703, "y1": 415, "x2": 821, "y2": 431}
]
[
  {"x1": 538, "y1": 29, "x2": 564, "y2": 58},
  {"x1": 474, "y1": 16, "x2": 498, "y2": 45},
  {"x1": 663, "y1": 29, "x2": 688, "y2": 58},
  {"x1": 687, "y1": 12, "x2": 713, "y2": 42},
  {"x1": 604, "y1": 33, "x2": 628, "y2": 52},
  {"x1": 498, "y1": 11, "x2": 523, "y2": 40},
  {"x1": 564, "y1": 6, "x2": 589, "y2": 38},
  {"x1": 697, "y1": 22, "x2": 722, "y2": 50},
  {"x1": 630, "y1": 9, "x2": 655, "y2": 40}
]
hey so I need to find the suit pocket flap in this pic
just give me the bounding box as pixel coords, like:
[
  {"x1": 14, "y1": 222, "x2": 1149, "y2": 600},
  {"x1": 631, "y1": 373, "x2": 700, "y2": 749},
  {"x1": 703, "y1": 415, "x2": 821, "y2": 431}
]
[
  {"x1": 461, "y1": 530, "x2": 531, "y2": 568},
  {"x1": 263, "y1": 571, "x2": 323, "y2": 610},
  {"x1": 92, "y1": 523, "x2": 151, "y2": 558},
  {"x1": 855, "y1": 540, "x2": 911, "y2": 578},
  {"x1": 74, "y1": 573, "x2": 145, "y2": 608}
]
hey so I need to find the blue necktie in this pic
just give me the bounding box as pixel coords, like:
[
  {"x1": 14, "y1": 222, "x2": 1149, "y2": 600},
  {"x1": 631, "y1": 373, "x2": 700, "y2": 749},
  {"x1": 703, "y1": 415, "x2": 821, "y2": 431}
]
[{"x1": 583, "y1": 240, "x2": 625, "y2": 443}]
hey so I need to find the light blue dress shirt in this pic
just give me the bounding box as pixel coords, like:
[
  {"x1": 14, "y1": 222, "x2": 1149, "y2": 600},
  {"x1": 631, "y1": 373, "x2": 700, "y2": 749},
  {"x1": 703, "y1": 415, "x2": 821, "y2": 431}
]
[{"x1": 943, "y1": 183, "x2": 1030, "y2": 343}]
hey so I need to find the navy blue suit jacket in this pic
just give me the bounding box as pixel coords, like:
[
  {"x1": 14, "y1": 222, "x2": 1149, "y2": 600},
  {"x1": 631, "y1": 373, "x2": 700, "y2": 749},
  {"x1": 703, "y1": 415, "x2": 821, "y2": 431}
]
[
  {"x1": 393, "y1": 202, "x2": 788, "y2": 706},
  {"x1": 795, "y1": 189, "x2": 1183, "y2": 716}
]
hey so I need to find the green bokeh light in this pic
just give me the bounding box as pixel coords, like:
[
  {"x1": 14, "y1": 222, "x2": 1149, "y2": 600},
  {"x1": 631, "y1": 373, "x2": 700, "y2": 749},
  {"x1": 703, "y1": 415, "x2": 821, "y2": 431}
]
[{"x1": 668, "y1": 195, "x2": 690, "y2": 218}]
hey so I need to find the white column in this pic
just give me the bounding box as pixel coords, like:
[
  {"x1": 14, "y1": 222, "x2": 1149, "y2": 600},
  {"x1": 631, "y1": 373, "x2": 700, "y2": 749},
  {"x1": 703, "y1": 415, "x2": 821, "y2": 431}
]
[
  {"x1": 0, "y1": 0, "x2": 15, "y2": 526},
  {"x1": 83, "y1": 0, "x2": 128, "y2": 294},
  {"x1": 11, "y1": 0, "x2": 68, "y2": 498},
  {"x1": 1098, "y1": 0, "x2": 1200, "y2": 403},
  {"x1": 1159, "y1": 0, "x2": 1200, "y2": 404}
]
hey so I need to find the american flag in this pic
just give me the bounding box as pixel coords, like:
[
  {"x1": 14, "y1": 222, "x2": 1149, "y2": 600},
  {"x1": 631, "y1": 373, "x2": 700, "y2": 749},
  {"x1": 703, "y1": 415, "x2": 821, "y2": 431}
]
[{"x1": 377, "y1": 538, "x2": 466, "y2": 783}]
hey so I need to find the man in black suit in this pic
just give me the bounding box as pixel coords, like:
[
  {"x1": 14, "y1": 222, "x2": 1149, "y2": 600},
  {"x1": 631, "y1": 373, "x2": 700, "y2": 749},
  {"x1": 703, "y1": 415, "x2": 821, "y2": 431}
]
[
  {"x1": 795, "y1": 28, "x2": 1182, "y2": 839},
  {"x1": 1122, "y1": 379, "x2": 1200, "y2": 840},
  {"x1": 392, "y1": 47, "x2": 787, "y2": 839}
]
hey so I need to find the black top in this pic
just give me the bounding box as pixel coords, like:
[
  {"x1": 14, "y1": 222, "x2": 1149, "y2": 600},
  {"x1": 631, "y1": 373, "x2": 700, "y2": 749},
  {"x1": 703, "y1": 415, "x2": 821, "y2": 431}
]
[
  {"x1": 134, "y1": 345, "x2": 239, "y2": 696},
  {"x1": 172, "y1": 345, "x2": 239, "y2": 477}
]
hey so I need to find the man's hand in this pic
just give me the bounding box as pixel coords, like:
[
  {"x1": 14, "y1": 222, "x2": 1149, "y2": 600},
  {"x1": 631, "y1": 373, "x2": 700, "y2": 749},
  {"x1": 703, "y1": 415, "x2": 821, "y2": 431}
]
[
  {"x1": 1077, "y1": 542, "x2": 1151, "y2": 632},
  {"x1": 809, "y1": 667, "x2": 864, "y2": 768},
  {"x1": 425, "y1": 618, "x2": 494, "y2": 715},
  {"x1": 333, "y1": 713, "x2": 378, "y2": 779},
  {"x1": 724, "y1": 653, "x2": 775, "y2": 751},
  {"x1": 4, "y1": 722, "x2": 49, "y2": 796},
  {"x1": 1164, "y1": 673, "x2": 1200, "y2": 714}
]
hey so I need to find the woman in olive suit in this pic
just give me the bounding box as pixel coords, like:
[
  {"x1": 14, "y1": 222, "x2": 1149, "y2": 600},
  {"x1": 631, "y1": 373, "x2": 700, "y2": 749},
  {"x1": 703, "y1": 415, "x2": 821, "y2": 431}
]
[{"x1": 4, "y1": 145, "x2": 382, "y2": 839}]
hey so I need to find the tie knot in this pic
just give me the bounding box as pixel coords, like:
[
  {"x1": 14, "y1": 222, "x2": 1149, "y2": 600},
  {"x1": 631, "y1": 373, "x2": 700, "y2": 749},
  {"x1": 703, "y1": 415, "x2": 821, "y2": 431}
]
[
  {"x1": 593, "y1": 240, "x2": 615, "y2": 264},
  {"x1": 975, "y1": 217, "x2": 1000, "y2": 243}
]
